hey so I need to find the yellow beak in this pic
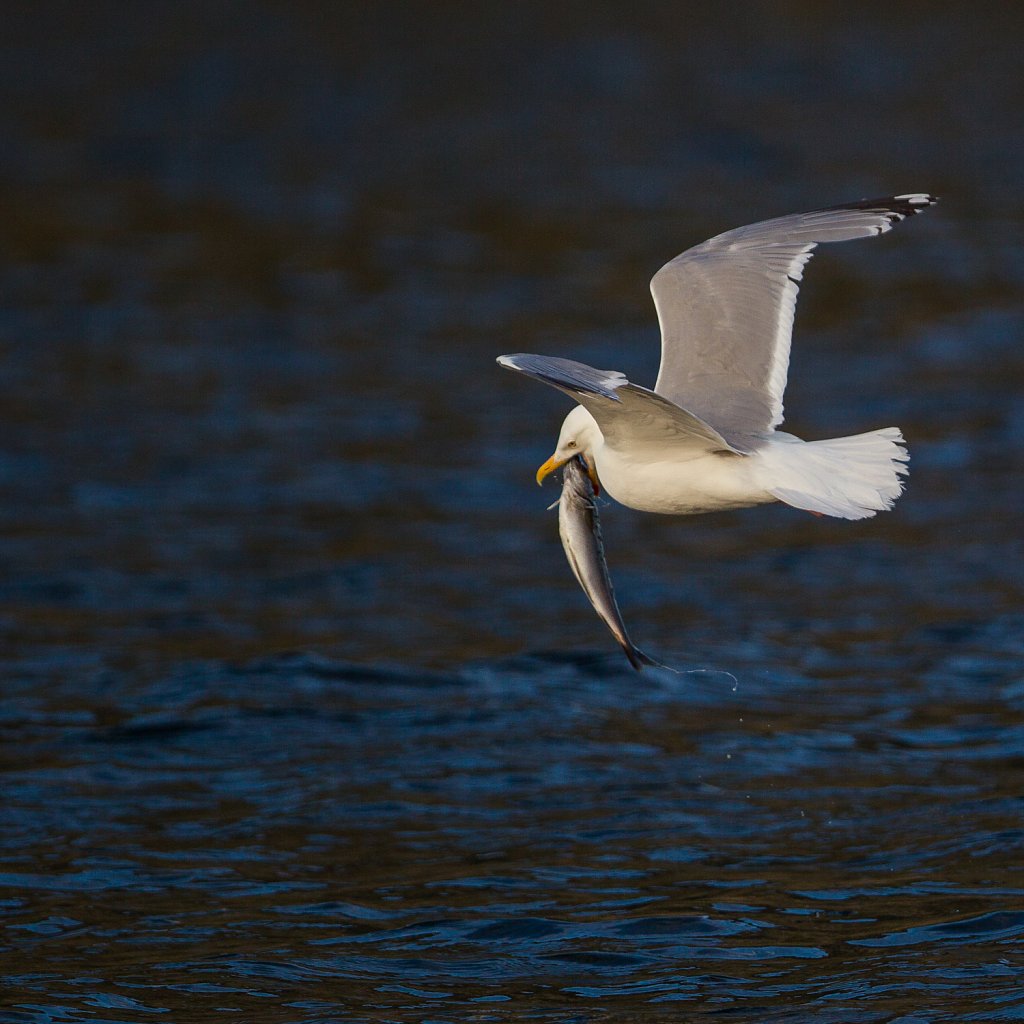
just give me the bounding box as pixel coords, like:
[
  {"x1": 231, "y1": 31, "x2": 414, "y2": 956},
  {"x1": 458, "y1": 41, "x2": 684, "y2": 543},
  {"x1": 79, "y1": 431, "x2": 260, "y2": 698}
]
[
  {"x1": 535, "y1": 454, "x2": 565, "y2": 486},
  {"x1": 535, "y1": 453, "x2": 601, "y2": 494}
]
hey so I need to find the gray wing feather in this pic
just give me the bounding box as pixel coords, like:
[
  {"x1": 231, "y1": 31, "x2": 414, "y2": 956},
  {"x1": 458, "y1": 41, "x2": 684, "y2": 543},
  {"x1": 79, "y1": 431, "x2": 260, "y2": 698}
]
[
  {"x1": 497, "y1": 353, "x2": 741, "y2": 455},
  {"x1": 497, "y1": 352, "x2": 629, "y2": 400},
  {"x1": 651, "y1": 194, "x2": 937, "y2": 442}
]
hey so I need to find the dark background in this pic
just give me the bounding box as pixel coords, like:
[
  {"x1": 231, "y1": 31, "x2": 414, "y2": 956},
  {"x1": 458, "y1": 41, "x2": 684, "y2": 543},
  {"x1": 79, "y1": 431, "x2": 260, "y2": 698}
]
[
  {"x1": 3, "y1": 1, "x2": 1022, "y2": 672},
  {"x1": 3, "y1": 3, "x2": 1024, "y2": 1021}
]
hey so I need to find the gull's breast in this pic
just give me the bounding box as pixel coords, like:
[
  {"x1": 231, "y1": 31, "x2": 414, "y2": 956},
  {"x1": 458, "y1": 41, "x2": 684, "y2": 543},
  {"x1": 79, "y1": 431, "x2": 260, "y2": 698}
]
[{"x1": 595, "y1": 447, "x2": 776, "y2": 516}]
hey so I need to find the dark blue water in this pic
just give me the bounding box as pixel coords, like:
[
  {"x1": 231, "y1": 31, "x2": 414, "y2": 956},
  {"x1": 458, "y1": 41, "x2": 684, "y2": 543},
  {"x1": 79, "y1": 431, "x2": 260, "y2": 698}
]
[{"x1": 3, "y1": 4, "x2": 1024, "y2": 1020}]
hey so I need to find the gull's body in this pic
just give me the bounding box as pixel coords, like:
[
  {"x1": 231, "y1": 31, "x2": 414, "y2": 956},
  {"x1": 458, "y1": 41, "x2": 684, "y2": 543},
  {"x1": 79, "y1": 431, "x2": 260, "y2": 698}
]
[
  {"x1": 545, "y1": 403, "x2": 907, "y2": 519},
  {"x1": 499, "y1": 194, "x2": 935, "y2": 523},
  {"x1": 576, "y1": 423, "x2": 767, "y2": 515}
]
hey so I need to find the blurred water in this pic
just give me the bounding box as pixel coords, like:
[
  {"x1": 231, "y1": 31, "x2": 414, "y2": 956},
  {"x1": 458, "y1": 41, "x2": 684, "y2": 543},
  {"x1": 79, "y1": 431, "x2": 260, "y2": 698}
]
[{"x1": 2, "y1": 3, "x2": 1024, "y2": 1021}]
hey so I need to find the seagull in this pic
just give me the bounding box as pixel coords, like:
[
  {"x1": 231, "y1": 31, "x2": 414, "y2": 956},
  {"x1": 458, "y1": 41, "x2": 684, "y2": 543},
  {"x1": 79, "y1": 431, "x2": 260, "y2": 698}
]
[{"x1": 498, "y1": 194, "x2": 935, "y2": 524}]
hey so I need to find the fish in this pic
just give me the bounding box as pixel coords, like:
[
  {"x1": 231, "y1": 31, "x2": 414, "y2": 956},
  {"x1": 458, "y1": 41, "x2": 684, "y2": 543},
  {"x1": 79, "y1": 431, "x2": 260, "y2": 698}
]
[{"x1": 558, "y1": 455, "x2": 656, "y2": 671}]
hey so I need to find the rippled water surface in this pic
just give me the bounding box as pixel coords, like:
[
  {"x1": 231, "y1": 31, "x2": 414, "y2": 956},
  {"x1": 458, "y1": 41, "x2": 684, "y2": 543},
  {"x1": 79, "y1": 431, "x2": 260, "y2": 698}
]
[{"x1": 3, "y1": 4, "x2": 1024, "y2": 1021}]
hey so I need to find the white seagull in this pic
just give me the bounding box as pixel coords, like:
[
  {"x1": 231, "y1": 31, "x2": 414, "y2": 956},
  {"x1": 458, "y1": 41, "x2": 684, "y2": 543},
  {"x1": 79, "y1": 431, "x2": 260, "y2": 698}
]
[{"x1": 498, "y1": 194, "x2": 936, "y2": 522}]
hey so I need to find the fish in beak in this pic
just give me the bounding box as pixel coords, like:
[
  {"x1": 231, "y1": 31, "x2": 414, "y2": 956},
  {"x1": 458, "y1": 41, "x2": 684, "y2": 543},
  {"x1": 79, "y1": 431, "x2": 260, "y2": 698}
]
[{"x1": 536, "y1": 452, "x2": 600, "y2": 494}]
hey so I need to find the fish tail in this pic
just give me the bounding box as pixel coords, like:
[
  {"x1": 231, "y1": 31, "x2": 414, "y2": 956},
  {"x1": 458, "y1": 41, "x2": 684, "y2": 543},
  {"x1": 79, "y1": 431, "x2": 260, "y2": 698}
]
[{"x1": 622, "y1": 644, "x2": 659, "y2": 672}]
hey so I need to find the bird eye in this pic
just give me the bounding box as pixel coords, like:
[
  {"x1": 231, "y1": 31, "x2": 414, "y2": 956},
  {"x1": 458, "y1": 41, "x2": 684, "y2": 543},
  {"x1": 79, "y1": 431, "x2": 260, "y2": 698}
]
[{"x1": 567, "y1": 440, "x2": 577, "y2": 449}]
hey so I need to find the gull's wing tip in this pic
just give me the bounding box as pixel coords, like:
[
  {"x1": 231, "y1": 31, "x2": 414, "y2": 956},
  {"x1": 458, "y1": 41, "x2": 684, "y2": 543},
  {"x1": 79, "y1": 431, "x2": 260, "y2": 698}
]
[
  {"x1": 889, "y1": 192, "x2": 939, "y2": 215},
  {"x1": 893, "y1": 192, "x2": 939, "y2": 206},
  {"x1": 495, "y1": 353, "x2": 629, "y2": 401},
  {"x1": 842, "y1": 192, "x2": 938, "y2": 222}
]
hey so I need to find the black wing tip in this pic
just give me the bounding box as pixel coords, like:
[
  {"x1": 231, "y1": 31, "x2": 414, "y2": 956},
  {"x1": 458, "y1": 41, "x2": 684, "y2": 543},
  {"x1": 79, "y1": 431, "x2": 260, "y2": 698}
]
[{"x1": 838, "y1": 192, "x2": 939, "y2": 222}]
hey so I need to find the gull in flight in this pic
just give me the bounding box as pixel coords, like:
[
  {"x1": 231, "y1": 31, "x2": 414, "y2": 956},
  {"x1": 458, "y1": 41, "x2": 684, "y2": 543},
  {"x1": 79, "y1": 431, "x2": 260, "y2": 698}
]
[
  {"x1": 499, "y1": 194, "x2": 935, "y2": 519},
  {"x1": 498, "y1": 194, "x2": 936, "y2": 659}
]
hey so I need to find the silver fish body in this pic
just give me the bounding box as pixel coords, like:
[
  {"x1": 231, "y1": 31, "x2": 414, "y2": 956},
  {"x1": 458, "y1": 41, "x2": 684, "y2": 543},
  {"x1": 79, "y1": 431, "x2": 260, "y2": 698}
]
[{"x1": 558, "y1": 456, "x2": 655, "y2": 671}]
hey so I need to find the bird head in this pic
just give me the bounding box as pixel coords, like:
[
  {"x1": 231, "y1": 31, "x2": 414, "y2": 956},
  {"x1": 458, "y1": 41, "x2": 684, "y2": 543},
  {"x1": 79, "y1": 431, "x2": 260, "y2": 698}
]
[{"x1": 535, "y1": 405, "x2": 602, "y2": 490}]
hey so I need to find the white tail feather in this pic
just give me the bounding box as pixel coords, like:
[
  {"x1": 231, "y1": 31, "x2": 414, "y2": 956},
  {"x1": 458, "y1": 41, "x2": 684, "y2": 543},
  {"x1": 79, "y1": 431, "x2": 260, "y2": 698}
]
[{"x1": 759, "y1": 428, "x2": 909, "y2": 520}]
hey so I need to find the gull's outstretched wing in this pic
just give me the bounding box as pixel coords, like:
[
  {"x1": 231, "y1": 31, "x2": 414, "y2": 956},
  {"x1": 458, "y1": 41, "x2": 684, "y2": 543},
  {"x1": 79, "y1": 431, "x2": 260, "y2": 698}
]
[
  {"x1": 497, "y1": 353, "x2": 742, "y2": 456},
  {"x1": 651, "y1": 193, "x2": 937, "y2": 444}
]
